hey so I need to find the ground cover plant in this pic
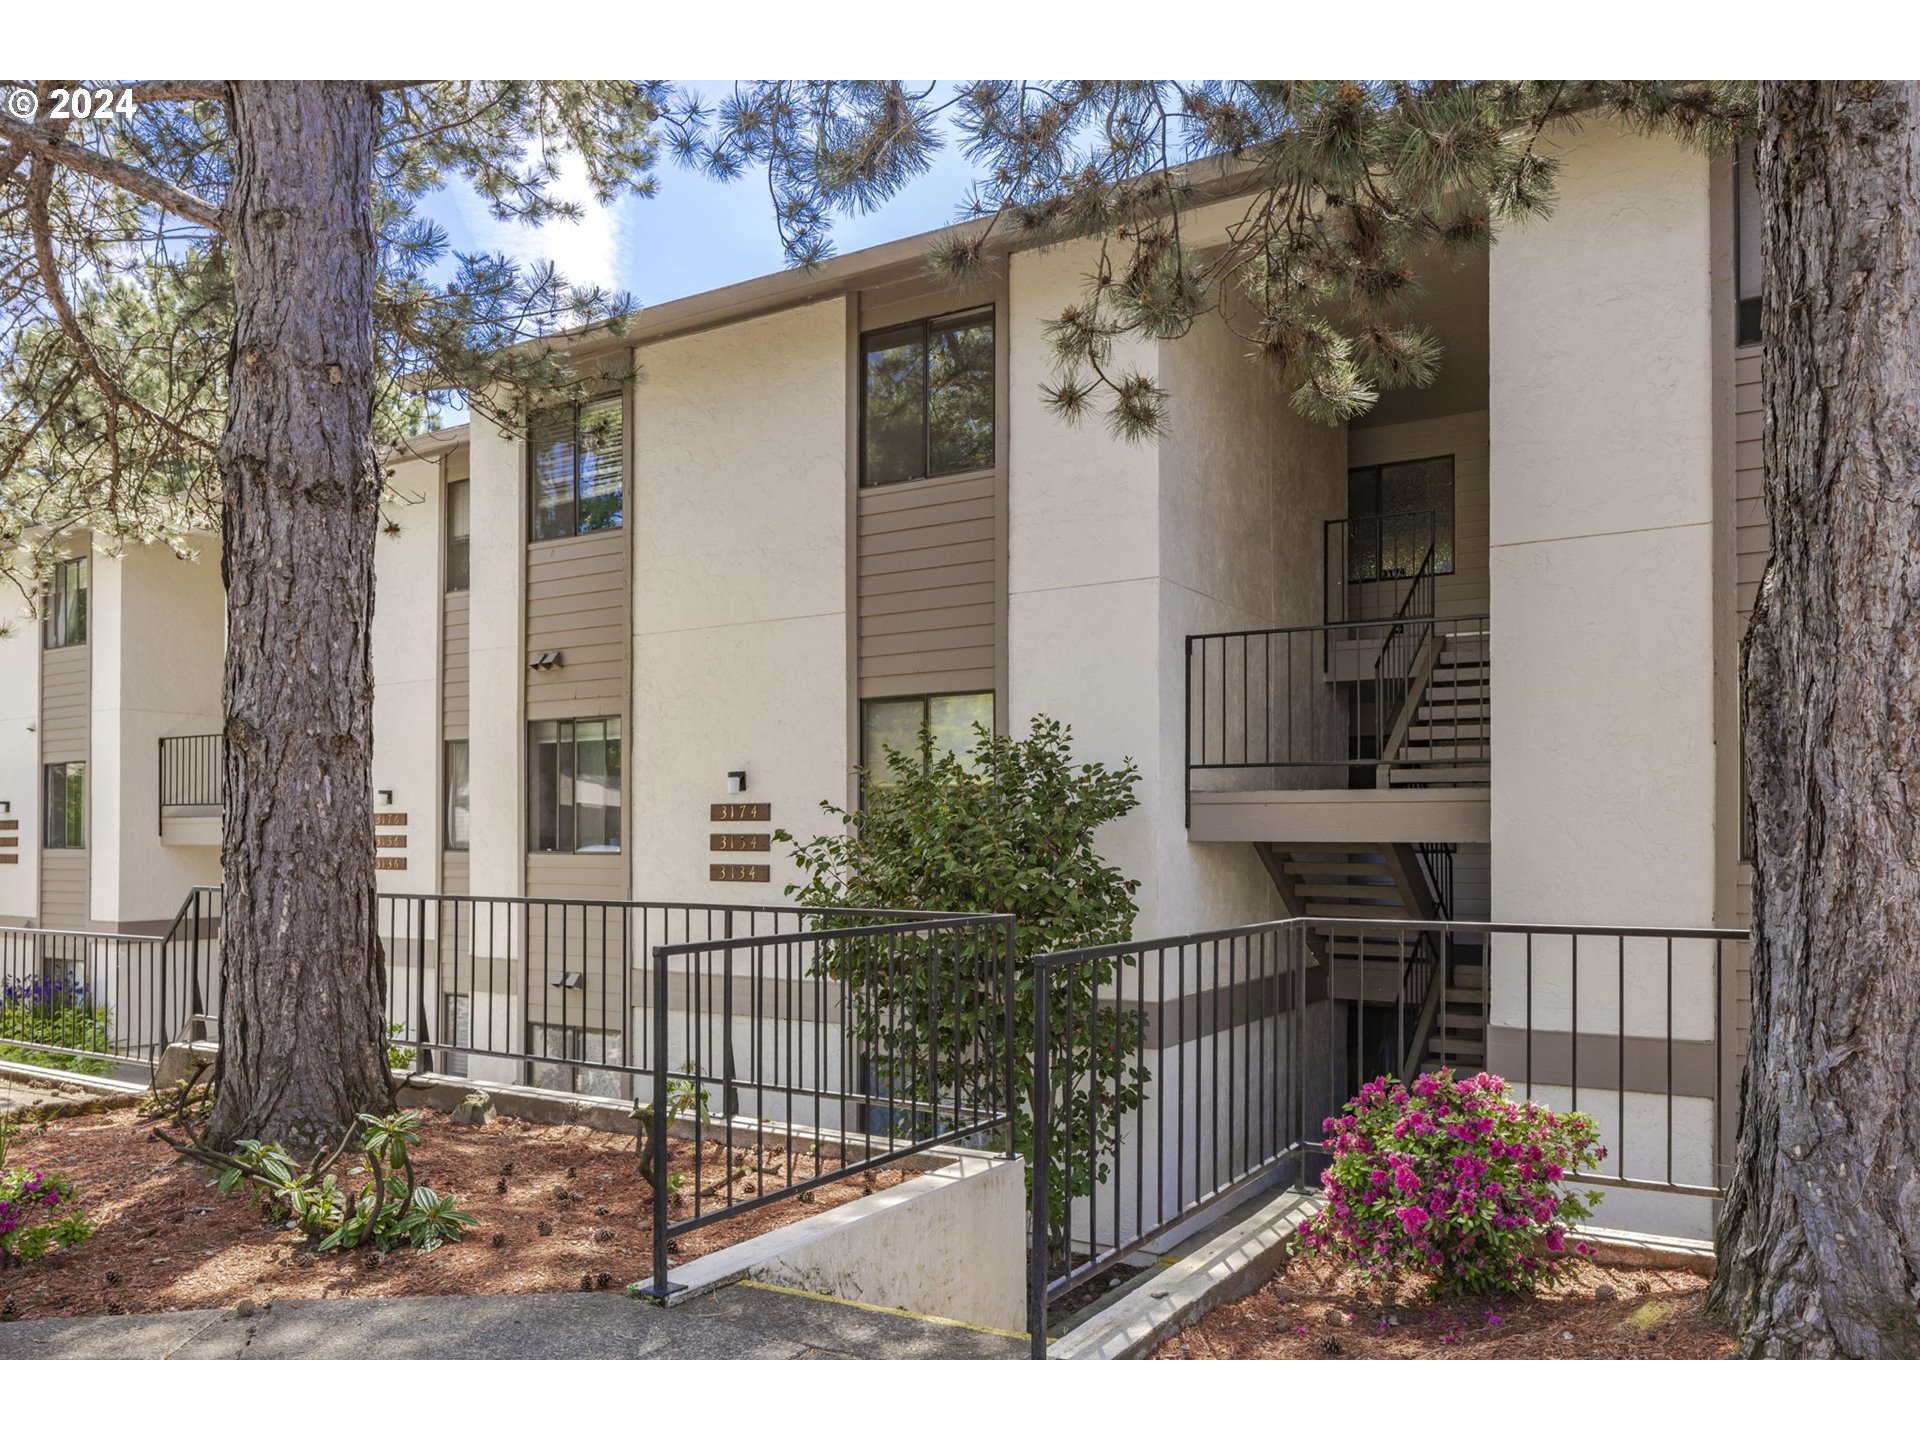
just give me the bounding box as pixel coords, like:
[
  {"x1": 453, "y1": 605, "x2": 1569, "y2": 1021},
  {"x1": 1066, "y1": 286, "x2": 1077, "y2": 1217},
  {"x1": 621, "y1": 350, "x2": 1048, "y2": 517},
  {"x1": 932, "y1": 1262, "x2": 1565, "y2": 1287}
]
[{"x1": 0, "y1": 1121, "x2": 92, "y2": 1268}]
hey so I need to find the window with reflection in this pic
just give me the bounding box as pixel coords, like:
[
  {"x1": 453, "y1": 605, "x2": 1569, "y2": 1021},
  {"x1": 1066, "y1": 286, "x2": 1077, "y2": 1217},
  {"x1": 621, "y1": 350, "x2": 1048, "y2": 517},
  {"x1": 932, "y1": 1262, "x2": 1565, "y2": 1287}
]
[
  {"x1": 860, "y1": 692, "x2": 995, "y2": 786},
  {"x1": 861, "y1": 308, "x2": 994, "y2": 486},
  {"x1": 528, "y1": 717, "x2": 621, "y2": 853},
  {"x1": 529, "y1": 395, "x2": 624, "y2": 540},
  {"x1": 1346, "y1": 457, "x2": 1455, "y2": 581}
]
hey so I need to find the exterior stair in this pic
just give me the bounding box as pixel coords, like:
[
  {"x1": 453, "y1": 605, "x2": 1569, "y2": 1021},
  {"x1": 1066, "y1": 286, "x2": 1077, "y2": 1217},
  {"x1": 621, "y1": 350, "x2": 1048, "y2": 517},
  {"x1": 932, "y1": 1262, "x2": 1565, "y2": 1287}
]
[
  {"x1": 1383, "y1": 625, "x2": 1491, "y2": 788},
  {"x1": 1253, "y1": 839, "x2": 1489, "y2": 1081},
  {"x1": 1419, "y1": 947, "x2": 1489, "y2": 1075}
]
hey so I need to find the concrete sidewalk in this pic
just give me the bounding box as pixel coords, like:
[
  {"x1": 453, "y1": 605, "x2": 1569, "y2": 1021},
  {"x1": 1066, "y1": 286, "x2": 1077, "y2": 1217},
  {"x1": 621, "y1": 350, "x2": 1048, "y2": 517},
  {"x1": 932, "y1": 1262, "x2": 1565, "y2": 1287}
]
[{"x1": 0, "y1": 1281, "x2": 1025, "y2": 1361}]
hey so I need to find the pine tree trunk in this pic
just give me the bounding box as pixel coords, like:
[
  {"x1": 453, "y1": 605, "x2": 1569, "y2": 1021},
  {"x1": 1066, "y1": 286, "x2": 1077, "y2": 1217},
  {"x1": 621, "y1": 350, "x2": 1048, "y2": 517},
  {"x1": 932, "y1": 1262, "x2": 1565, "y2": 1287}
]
[
  {"x1": 206, "y1": 82, "x2": 392, "y2": 1154},
  {"x1": 1709, "y1": 81, "x2": 1920, "y2": 1359}
]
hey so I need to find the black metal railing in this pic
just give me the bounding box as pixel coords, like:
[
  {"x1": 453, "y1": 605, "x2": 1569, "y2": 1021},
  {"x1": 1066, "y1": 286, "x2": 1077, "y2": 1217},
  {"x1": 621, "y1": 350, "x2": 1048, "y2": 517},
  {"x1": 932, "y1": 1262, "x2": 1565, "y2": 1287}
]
[
  {"x1": 158, "y1": 733, "x2": 223, "y2": 831},
  {"x1": 1325, "y1": 510, "x2": 1438, "y2": 624},
  {"x1": 0, "y1": 886, "x2": 222, "y2": 1077},
  {"x1": 638, "y1": 913, "x2": 1018, "y2": 1299},
  {"x1": 1185, "y1": 612, "x2": 1491, "y2": 804},
  {"x1": 1025, "y1": 915, "x2": 1744, "y2": 1357}
]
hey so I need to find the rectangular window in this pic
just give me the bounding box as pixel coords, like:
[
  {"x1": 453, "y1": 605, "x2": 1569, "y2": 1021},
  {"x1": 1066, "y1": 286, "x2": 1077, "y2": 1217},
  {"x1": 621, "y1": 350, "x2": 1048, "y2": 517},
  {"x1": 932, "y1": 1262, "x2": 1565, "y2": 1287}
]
[
  {"x1": 860, "y1": 692, "x2": 995, "y2": 785},
  {"x1": 440, "y1": 993, "x2": 471, "y2": 1078},
  {"x1": 43, "y1": 762, "x2": 85, "y2": 850},
  {"x1": 528, "y1": 717, "x2": 622, "y2": 853},
  {"x1": 528, "y1": 1022, "x2": 623, "y2": 1098},
  {"x1": 43, "y1": 557, "x2": 88, "y2": 649},
  {"x1": 445, "y1": 479, "x2": 471, "y2": 591},
  {"x1": 1734, "y1": 138, "x2": 1762, "y2": 348},
  {"x1": 444, "y1": 740, "x2": 470, "y2": 852},
  {"x1": 861, "y1": 307, "x2": 994, "y2": 487},
  {"x1": 529, "y1": 395, "x2": 624, "y2": 541},
  {"x1": 1346, "y1": 457, "x2": 1455, "y2": 581}
]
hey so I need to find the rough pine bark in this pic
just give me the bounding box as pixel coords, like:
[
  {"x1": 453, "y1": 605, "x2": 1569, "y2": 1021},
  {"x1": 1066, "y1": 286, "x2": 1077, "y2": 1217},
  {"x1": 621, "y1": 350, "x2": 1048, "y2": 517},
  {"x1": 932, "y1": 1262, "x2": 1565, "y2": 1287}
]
[
  {"x1": 1709, "y1": 81, "x2": 1920, "y2": 1358},
  {"x1": 206, "y1": 81, "x2": 392, "y2": 1154}
]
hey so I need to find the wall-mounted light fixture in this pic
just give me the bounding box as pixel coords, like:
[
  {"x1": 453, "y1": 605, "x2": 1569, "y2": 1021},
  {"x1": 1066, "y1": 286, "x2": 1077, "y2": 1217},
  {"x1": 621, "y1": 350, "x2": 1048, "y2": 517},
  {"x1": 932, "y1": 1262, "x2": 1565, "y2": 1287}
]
[
  {"x1": 0, "y1": 800, "x2": 9, "y2": 814},
  {"x1": 528, "y1": 650, "x2": 565, "y2": 671},
  {"x1": 726, "y1": 771, "x2": 747, "y2": 795},
  {"x1": 550, "y1": 971, "x2": 584, "y2": 989},
  {"x1": 377, "y1": 789, "x2": 394, "y2": 806}
]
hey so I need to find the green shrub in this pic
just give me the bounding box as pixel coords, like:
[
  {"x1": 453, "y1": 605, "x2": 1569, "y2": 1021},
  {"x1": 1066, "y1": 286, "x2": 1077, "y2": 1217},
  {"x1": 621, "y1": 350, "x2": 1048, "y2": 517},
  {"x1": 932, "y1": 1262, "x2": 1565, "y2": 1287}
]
[
  {"x1": 1301, "y1": 1069, "x2": 1607, "y2": 1295},
  {"x1": 780, "y1": 714, "x2": 1144, "y2": 1254}
]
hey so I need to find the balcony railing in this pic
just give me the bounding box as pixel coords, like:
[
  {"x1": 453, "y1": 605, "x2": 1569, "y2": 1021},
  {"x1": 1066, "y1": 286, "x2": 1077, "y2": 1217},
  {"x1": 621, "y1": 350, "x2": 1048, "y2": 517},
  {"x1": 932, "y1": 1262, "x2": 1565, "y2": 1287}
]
[
  {"x1": 1325, "y1": 510, "x2": 1440, "y2": 624},
  {"x1": 158, "y1": 733, "x2": 223, "y2": 831}
]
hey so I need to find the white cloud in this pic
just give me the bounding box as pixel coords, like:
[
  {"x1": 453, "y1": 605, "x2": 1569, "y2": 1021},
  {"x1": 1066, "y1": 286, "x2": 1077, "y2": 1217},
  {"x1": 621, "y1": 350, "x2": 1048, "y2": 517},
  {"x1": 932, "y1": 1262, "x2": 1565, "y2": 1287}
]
[{"x1": 450, "y1": 149, "x2": 625, "y2": 296}]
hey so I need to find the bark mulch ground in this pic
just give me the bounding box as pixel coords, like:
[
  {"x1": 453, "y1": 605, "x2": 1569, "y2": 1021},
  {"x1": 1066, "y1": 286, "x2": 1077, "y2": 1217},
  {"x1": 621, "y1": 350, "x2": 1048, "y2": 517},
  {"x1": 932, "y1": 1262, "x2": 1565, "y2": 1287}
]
[
  {"x1": 1153, "y1": 1252, "x2": 1732, "y2": 1360},
  {"x1": 1, "y1": 1103, "x2": 910, "y2": 1322}
]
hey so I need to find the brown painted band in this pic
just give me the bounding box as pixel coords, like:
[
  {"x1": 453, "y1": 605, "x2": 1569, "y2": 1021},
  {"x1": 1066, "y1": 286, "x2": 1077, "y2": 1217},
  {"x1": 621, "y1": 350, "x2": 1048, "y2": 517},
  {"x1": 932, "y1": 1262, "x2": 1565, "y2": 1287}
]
[{"x1": 1486, "y1": 1027, "x2": 1717, "y2": 1102}]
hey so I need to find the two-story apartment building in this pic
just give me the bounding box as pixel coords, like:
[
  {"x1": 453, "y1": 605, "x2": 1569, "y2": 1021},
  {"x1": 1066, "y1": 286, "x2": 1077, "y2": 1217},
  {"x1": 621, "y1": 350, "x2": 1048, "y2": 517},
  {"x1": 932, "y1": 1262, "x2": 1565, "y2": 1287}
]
[{"x1": 0, "y1": 118, "x2": 1764, "y2": 1234}]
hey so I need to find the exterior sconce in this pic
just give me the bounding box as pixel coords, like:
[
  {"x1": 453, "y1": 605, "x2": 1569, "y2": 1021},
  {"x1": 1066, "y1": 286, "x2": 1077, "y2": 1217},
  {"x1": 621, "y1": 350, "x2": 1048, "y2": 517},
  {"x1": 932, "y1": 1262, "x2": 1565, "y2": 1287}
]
[
  {"x1": 0, "y1": 800, "x2": 9, "y2": 814},
  {"x1": 551, "y1": 971, "x2": 584, "y2": 989},
  {"x1": 377, "y1": 789, "x2": 394, "y2": 806},
  {"x1": 727, "y1": 771, "x2": 747, "y2": 794},
  {"x1": 528, "y1": 650, "x2": 564, "y2": 671}
]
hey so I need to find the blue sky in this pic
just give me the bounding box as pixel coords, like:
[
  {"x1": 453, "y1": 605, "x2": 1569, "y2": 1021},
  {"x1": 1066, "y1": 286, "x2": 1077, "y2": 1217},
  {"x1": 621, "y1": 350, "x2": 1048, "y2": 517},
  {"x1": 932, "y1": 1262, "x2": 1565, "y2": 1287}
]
[{"x1": 422, "y1": 86, "x2": 987, "y2": 420}]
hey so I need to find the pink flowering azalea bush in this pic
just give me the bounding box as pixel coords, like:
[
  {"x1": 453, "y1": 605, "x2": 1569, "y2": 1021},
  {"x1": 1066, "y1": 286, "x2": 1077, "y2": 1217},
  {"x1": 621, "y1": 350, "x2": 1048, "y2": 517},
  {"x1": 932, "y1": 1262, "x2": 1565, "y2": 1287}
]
[
  {"x1": 0, "y1": 1124, "x2": 93, "y2": 1267},
  {"x1": 1300, "y1": 1069, "x2": 1606, "y2": 1296}
]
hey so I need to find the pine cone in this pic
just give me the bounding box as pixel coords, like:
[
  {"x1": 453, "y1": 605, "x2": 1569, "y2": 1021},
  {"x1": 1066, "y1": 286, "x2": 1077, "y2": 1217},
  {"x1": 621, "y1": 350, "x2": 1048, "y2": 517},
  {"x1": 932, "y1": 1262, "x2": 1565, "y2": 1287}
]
[
  {"x1": 490, "y1": 1233, "x2": 507, "y2": 1249},
  {"x1": 1319, "y1": 1337, "x2": 1342, "y2": 1356},
  {"x1": 536, "y1": 1219, "x2": 554, "y2": 1237},
  {"x1": 579, "y1": 1273, "x2": 594, "y2": 1292}
]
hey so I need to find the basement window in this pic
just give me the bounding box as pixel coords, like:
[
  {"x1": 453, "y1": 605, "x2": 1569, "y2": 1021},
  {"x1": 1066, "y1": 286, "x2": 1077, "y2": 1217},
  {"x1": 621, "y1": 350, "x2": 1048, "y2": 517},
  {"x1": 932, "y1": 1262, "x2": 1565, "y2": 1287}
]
[
  {"x1": 528, "y1": 1022, "x2": 623, "y2": 1098},
  {"x1": 529, "y1": 395, "x2": 624, "y2": 540},
  {"x1": 861, "y1": 308, "x2": 995, "y2": 487}
]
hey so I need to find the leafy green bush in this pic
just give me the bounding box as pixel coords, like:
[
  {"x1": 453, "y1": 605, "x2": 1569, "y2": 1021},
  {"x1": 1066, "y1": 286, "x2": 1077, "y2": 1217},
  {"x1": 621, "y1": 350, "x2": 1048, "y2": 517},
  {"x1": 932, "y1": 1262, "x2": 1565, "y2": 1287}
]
[
  {"x1": 216, "y1": 1109, "x2": 476, "y2": 1254},
  {"x1": 780, "y1": 714, "x2": 1144, "y2": 1253},
  {"x1": 0, "y1": 1122, "x2": 93, "y2": 1266},
  {"x1": 0, "y1": 975, "x2": 113, "y2": 1075},
  {"x1": 1301, "y1": 1070, "x2": 1606, "y2": 1295}
]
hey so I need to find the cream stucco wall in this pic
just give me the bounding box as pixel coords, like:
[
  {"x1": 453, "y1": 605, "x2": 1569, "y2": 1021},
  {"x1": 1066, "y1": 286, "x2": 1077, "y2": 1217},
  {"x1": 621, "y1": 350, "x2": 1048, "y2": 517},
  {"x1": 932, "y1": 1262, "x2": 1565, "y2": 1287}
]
[
  {"x1": 1488, "y1": 122, "x2": 1718, "y2": 931},
  {"x1": 466, "y1": 413, "x2": 529, "y2": 899},
  {"x1": 90, "y1": 541, "x2": 225, "y2": 926},
  {"x1": 631, "y1": 299, "x2": 849, "y2": 899},
  {"x1": 370, "y1": 455, "x2": 447, "y2": 893},
  {"x1": 1007, "y1": 236, "x2": 1344, "y2": 937},
  {"x1": 1006, "y1": 239, "x2": 1167, "y2": 926},
  {"x1": 0, "y1": 599, "x2": 40, "y2": 924}
]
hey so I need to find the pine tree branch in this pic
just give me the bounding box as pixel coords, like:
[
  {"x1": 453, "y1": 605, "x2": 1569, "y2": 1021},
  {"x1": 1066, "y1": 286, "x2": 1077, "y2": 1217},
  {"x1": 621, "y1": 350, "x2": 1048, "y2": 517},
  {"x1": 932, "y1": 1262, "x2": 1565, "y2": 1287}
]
[
  {"x1": 26, "y1": 157, "x2": 218, "y2": 463},
  {"x1": 0, "y1": 111, "x2": 225, "y2": 231}
]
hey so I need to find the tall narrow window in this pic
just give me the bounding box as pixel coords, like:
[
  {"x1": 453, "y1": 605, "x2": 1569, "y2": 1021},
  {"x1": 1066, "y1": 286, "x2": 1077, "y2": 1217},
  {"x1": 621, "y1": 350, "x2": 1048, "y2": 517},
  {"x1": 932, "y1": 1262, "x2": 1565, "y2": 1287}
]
[
  {"x1": 43, "y1": 557, "x2": 88, "y2": 649},
  {"x1": 445, "y1": 479, "x2": 471, "y2": 591},
  {"x1": 861, "y1": 692, "x2": 995, "y2": 785},
  {"x1": 1734, "y1": 138, "x2": 1762, "y2": 348},
  {"x1": 1346, "y1": 457, "x2": 1455, "y2": 581},
  {"x1": 43, "y1": 762, "x2": 85, "y2": 850},
  {"x1": 444, "y1": 740, "x2": 470, "y2": 852},
  {"x1": 861, "y1": 308, "x2": 994, "y2": 487},
  {"x1": 529, "y1": 395, "x2": 624, "y2": 540},
  {"x1": 528, "y1": 717, "x2": 622, "y2": 853}
]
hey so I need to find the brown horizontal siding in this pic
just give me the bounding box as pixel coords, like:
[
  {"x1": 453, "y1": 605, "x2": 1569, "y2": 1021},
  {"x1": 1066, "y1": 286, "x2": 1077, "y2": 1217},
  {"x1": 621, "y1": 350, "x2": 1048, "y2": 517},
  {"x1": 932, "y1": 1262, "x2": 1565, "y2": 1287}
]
[
  {"x1": 39, "y1": 646, "x2": 88, "y2": 763},
  {"x1": 524, "y1": 853, "x2": 626, "y2": 902},
  {"x1": 443, "y1": 591, "x2": 469, "y2": 742},
  {"x1": 526, "y1": 528, "x2": 627, "y2": 724},
  {"x1": 441, "y1": 850, "x2": 469, "y2": 897},
  {"x1": 39, "y1": 850, "x2": 89, "y2": 929}
]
